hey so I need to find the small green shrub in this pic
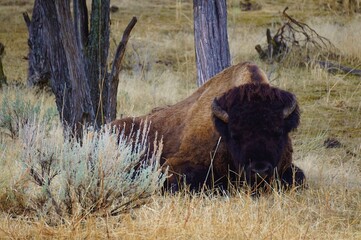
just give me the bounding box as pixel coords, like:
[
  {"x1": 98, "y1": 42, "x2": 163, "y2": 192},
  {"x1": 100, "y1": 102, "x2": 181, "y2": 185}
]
[
  {"x1": 0, "y1": 89, "x2": 57, "y2": 138},
  {"x1": 10, "y1": 120, "x2": 166, "y2": 223}
]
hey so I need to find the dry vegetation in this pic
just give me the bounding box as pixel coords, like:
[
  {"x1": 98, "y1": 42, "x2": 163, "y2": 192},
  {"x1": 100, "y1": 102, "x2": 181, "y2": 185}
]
[{"x1": 0, "y1": 0, "x2": 361, "y2": 239}]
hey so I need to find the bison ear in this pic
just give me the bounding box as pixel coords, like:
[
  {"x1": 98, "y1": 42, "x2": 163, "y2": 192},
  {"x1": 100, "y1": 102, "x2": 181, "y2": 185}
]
[
  {"x1": 283, "y1": 94, "x2": 300, "y2": 132},
  {"x1": 212, "y1": 98, "x2": 230, "y2": 139},
  {"x1": 283, "y1": 95, "x2": 297, "y2": 119}
]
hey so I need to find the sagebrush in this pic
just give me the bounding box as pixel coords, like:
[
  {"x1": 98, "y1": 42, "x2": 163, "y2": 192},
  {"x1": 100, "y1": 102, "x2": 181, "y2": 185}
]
[{"x1": 1, "y1": 120, "x2": 167, "y2": 224}]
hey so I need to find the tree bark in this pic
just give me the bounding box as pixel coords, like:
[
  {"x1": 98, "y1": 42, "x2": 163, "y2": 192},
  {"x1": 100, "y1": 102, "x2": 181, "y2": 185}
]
[
  {"x1": 54, "y1": 0, "x2": 94, "y2": 131},
  {"x1": 23, "y1": 0, "x2": 94, "y2": 133},
  {"x1": 87, "y1": 0, "x2": 110, "y2": 127},
  {"x1": 24, "y1": 0, "x2": 51, "y2": 88},
  {"x1": 40, "y1": 0, "x2": 73, "y2": 125},
  {"x1": 73, "y1": 0, "x2": 89, "y2": 56},
  {"x1": 193, "y1": 0, "x2": 231, "y2": 86}
]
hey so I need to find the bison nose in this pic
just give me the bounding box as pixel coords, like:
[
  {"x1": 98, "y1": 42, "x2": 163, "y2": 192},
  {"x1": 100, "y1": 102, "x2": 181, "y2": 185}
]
[{"x1": 249, "y1": 162, "x2": 272, "y2": 175}]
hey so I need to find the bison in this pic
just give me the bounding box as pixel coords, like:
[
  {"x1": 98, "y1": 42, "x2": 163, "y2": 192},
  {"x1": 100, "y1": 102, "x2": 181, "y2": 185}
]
[{"x1": 111, "y1": 62, "x2": 305, "y2": 192}]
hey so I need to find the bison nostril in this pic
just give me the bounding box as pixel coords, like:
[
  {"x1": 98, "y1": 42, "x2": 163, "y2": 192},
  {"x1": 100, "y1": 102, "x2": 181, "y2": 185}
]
[{"x1": 250, "y1": 162, "x2": 272, "y2": 174}]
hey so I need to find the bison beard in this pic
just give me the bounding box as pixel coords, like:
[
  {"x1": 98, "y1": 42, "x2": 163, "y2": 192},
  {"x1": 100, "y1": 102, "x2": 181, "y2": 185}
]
[{"x1": 111, "y1": 62, "x2": 306, "y2": 193}]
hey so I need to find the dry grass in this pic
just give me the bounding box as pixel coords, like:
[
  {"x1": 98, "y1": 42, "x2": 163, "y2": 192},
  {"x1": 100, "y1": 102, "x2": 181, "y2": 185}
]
[
  {"x1": 1, "y1": 187, "x2": 360, "y2": 239},
  {"x1": 1, "y1": 0, "x2": 361, "y2": 239}
]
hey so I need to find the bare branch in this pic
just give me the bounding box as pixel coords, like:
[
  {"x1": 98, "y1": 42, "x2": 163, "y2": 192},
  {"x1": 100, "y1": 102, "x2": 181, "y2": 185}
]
[
  {"x1": 255, "y1": 7, "x2": 339, "y2": 65},
  {"x1": 22, "y1": 12, "x2": 31, "y2": 29},
  {"x1": 110, "y1": 17, "x2": 137, "y2": 80},
  {"x1": 105, "y1": 16, "x2": 137, "y2": 123},
  {"x1": 281, "y1": 7, "x2": 335, "y2": 50}
]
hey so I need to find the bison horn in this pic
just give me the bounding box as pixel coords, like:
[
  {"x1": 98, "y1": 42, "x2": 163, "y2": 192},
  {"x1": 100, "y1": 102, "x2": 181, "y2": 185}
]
[
  {"x1": 212, "y1": 99, "x2": 229, "y2": 123},
  {"x1": 283, "y1": 96, "x2": 297, "y2": 119}
]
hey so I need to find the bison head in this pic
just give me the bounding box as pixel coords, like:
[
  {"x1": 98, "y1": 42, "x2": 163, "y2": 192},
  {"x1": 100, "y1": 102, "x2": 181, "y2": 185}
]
[{"x1": 212, "y1": 83, "x2": 300, "y2": 188}]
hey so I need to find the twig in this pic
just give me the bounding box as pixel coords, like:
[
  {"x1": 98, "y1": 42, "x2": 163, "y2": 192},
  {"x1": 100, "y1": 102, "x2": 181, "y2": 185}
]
[
  {"x1": 22, "y1": 12, "x2": 31, "y2": 29},
  {"x1": 280, "y1": 7, "x2": 335, "y2": 50}
]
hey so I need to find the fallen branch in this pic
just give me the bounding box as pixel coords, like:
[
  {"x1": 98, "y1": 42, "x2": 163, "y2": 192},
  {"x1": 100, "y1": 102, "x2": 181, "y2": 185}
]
[
  {"x1": 280, "y1": 7, "x2": 335, "y2": 50},
  {"x1": 255, "y1": 7, "x2": 361, "y2": 77},
  {"x1": 316, "y1": 61, "x2": 361, "y2": 76},
  {"x1": 255, "y1": 7, "x2": 337, "y2": 64}
]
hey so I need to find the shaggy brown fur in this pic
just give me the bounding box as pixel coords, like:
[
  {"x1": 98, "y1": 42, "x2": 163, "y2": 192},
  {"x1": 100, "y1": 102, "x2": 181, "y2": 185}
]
[
  {"x1": 213, "y1": 82, "x2": 303, "y2": 189},
  {"x1": 111, "y1": 62, "x2": 304, "y2": 191}
]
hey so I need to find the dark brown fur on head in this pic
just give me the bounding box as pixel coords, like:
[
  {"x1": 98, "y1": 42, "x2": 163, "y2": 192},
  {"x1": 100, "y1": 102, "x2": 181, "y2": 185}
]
[{"x1": 213, "y1": 83, "x2": 303, "y2": 189}]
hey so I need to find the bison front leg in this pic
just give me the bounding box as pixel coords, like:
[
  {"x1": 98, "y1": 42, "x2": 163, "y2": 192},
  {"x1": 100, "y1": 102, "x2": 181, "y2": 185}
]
[
  {"x1": 280, "y1": 164, "x2": 306, "y2": 189},
  {"x1": 165, "y1": 163, "x2": 211, "y2": 192}
]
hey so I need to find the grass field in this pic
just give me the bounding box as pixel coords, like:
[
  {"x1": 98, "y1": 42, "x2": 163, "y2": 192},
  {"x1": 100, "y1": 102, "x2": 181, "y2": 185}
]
[{"x1": 0, "y1": 0, "x2": 361, "y2": 239}]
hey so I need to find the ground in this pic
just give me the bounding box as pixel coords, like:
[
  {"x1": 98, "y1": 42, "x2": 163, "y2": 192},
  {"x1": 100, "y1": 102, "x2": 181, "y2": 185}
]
[{"x1": 0, "y1": 0, "x2": 360, "y2": 239}]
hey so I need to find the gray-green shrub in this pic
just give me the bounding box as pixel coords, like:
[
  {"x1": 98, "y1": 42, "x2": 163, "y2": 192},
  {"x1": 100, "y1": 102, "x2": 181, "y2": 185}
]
[
  {"x1": 0, "y1": 88, "x2": 57, "y2": 138},
  {"x1": 16, "y1": 120, "x2": 166, "y2": 223}
]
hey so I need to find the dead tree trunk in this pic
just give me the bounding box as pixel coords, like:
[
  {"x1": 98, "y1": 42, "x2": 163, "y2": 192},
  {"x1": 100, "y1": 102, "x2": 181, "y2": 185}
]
[
  {"x1": 23, "y1": 1, "x2": 51, "y2": 88},
  {"x1": 55, "y1": 0, "x2": 94, "y2": 131},
  {"x1": 24, "y1": 0, "x2": 93, "y2": 132},
  {"x1": 86, "y1": 0, "x2": 110, "y2": 127},
  {"x1": 193, "y1": 0, "x2": 231, "y2": 86},
  {"x1": 24, "y1": 0, "x2": 137, "y2": 134}
]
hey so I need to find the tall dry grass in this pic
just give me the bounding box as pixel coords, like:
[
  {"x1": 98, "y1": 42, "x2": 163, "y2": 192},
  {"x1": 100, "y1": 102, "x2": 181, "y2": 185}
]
[{"x1": 0, "y1": 0, "x2": 361, "y2": 239}]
